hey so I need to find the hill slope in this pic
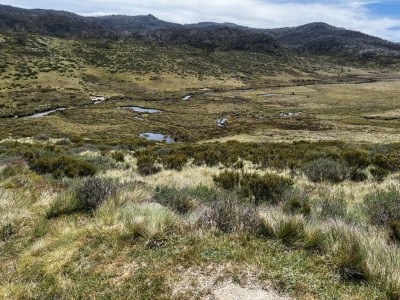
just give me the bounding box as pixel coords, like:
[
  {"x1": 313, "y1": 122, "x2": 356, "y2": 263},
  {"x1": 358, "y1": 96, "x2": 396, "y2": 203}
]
[
  {"x1": 265, "y1": 22, "x2": 400, "y2": 58},
  {"x1": 1, "y1": 4, "x2": 400, "y2": 60}
]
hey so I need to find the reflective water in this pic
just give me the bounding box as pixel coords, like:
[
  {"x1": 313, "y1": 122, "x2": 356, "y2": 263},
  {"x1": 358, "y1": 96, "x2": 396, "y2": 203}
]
[
  {"x1": 121, "y1": 106, "x2": 162, "y2": 113},
  {"x1": 139, "y1": 133, "x2": 174, "y2": 143},
  {"x1": 28, "y1": 108, "x2": 66, "y2": 118}
]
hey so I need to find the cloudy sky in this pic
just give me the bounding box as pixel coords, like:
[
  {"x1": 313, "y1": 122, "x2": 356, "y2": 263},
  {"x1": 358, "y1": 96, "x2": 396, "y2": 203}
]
[{"x1": 1, "y1": 0, "x2": 400, "y2": 42}]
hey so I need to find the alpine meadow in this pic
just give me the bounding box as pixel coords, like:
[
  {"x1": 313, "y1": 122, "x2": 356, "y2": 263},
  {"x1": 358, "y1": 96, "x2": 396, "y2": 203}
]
[{"x1": 1, "y1": 3, "x2": 400, "y2": 300}]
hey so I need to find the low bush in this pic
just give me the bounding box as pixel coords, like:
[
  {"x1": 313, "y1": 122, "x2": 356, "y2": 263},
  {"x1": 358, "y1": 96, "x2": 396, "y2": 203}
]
[
  {"x1": 388, "y1": 220, "x2": 400, "y2": 242},
  {"x1": 75, "y1": 177, "x2": 118, "y2": 212},
  {"x1": 160, "y1": 153, "x2": 187, "y2": 171},
  {"x1": 303, "y1": 158, "x2": 350, "y2": 183},
  {"x1": 198, "y1": 199, "x2": 260, "y2": 234},
  {"x1": 372, "y1": 153, "x2": 400, "y2": 172},
  {"x1": 370, "y1": 167, "x2": 389, "y2": 182},
  {"x1": 350, "y1": 168, "x2": 368, "y2": 182},
  {"x1": 30, "y1": 155, "x2": 96, "y2": 178},
  {"x1": 1, "y1": 158, "x2": 27, "y2": 179},
  {"x1": 363, "y1": 186, "x2": 400, "y2": 226},
  {"x1": 283, "y1": 197, "x2": 311, "y2": 216},
  {"x1": 47, "y1": 177, "x2": 118, "y2": 217},
  {"x1": 342, "y1": 150, "x2": 370, "y2": 169},
  {"x1": 111, "y1": 151, "x2": 125, "y2": 162},
  {"x1": 137, "y1": 156, "x2": 161, "y2": 176},
  {"x1": 212, "y1": 170, "x2": 240, "y2": 190},
  {"x1": 193, "y1": 149, "x2": 220, "y2": 167},
  {"x1": 316, "y1": 195, "x2": 348, "y2": 220},
  {"x1": 0, "y1": 223, "x2": 16, "y2": 241},
  {"x1": 240, "y1": 173, "x2": 293, "y2": 204}
]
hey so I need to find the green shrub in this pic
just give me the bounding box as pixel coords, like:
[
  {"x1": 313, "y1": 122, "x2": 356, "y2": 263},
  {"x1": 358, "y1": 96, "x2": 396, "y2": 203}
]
[
  {"x1": 199, "y1": 199, "x2": 260, "y2": 234},
  {"x1": 0, "y1": 223, "x2": 16, "y2": 241},
  {"x1": 283, "y1": 197, "x2": 311, "y2": 216},
  {"x1": 30, "y1": 155, "x2": 96, "y2": 178},
  {"x1": 240, "y1": 173, "x2": 293, "y2": 204},
  {"x1": 370, "y1": 167, "x2": 389, "y2": 182},
  {"x1": 153, "y1": 186, "x2": 197, "y2": 214},
  {"x1": 363, "y1": 187, "x2": 400, "y2": 226},
  {"x1": 160, "y1": 153, "x2": 187, "y2": 171},
  {"x1": 1, "y1": 158, "x2": 27, "y2": 179},
  {"x1": 137, "y1": 156, "x2": 161, "y2": 176},
  {"x1": 388, "y1": 220, "x2": 400, "y2": 242},
  {"x1": 350, "y1": 168, "x2": 368, "y2": 182},
  {"x1": 343, "y1": 150, "x2": 370, "y2": 169},
  {"x1": 111, "y1": 151, "x2": 125, "y2": 162},
  {"x1": 75, "y1": 177, "x2": 118, "y2": 212},
  {"x1": 212, "y1": 170, "x2": 240, "y2": 190},
  {"x1": 55, "y1": 139, "x2": 72, "y2": 146},
  {"x1": 193, "y1": 149, "x2": 220, "y2": 167},
  {"x1": 317, "y1": 196, "x2": 348, "y2": 220},
  {"x1": 373, "y1": 153, "x2": 400, "y2": 172},
  {"x1": 35, "y1": 134, "x2": 49, "y2": 141},
  {"x1": 303, "y1": 158, "x2": 350, "y2": 183}
]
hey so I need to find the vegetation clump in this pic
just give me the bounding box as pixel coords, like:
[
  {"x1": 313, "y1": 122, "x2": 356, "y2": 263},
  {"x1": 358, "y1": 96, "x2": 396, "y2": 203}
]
[
  {"x1": 136, "y1": 155, "x2": 161, "y2": 176},
  {"x1": 213, "y1": 171, "x2": 293, "y2": 204},
  {"x1": 303, "y1": 158, "x2": 350, "y2": 183},
  {"x1": 30, "y1": 155, "x2": 96, "y2": 178},
  {"x1": 363, "y1": 186, "x2": 400, "y2": 226}
]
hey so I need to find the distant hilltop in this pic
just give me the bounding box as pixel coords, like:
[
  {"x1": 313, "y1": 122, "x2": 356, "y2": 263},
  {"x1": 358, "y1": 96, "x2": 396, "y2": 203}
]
[{"x1": 1, "y1": 4, "x2": 400, "y2": 59}]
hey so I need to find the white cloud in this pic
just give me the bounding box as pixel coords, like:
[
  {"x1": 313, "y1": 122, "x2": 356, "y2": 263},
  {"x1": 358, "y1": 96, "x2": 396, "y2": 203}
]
[{"x1": 2, "y1": 0, "x2": 400, "y2": 41}]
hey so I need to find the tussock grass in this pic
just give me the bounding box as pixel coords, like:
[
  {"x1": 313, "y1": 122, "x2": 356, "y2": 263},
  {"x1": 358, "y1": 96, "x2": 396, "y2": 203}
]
[{"x1": 120, "y1": 203, "x2": 182, "y2": 240}]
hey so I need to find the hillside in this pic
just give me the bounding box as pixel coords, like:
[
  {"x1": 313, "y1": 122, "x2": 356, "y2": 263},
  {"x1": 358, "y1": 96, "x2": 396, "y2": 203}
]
[
  {"x1": 265, "y1": 22, "x2": 400, "y2": 59},
  {"x1": 1, "y1": 4, "x2": 400, "y2": 62}
]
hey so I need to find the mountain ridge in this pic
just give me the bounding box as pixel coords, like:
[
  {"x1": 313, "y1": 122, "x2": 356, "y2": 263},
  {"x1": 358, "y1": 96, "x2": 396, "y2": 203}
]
[{"x1": 1, "y1": 4, "x2": 399, "y2": 60}]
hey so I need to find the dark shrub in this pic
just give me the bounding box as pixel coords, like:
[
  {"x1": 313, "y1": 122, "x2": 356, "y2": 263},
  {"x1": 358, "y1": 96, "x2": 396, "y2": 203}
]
[
  {"x1": 193, "y1": 149, "x2": 220, "y2": 167},
  {"x1": 30, "y1": 156, "x2": 96, "y2": 178},
  {"x1": 1, "y1": 158, "x2": 27, "y2": 179},
  {"x1": 318, "y1": 196, "x2": 348, "y2": 220},
  {"x1": 388, "y1": 220, "x2": 400, "y2": 242},
  {"x1": 55, "y1": 139, "x2": 72, "y2": 146},
  {"x1": 303, "y1": 158, "x2": 350, "y2": 183},
  {"x1": 35, "y1": 134, "x2": 49, "y2": 141},
  {"x1": 160, "y1": 153, "x2": 187, "y2": 171},
  {"x1": 350, "y1": 168, "x2": 368, "y2": 182},
  {"x1": 75, "y1": 177, "x2": 118, "y2": 211},
  {"x1": 137, "y1": 156, "x2": 161, "y2": 176},
  {"x1": 370, "y1": 167, "x2": 389, "y2": 182},
  {"x1": 284, "y1": 197, "x2": 311, "y2": 216},
  {"x1": 0, "y1": 223, "x2": 16, "y2": 241},
  {"x1": 240, "y1": 173, "x2": 293, "y2": 204},
  {"x1": 373, "y1": 153, "x2": 400, "y2": 172},
  {"x1": 111, "y1": 151, "x2": 125, "y2": 162},
  {"x1": 199, "y1": 199, "x2": 260, "y2": 234},
  {"x1": 153, "y1": 185, "x2": 222, "y2": 214},
  {"x1": 153, "y1": 186, "x2": 198, "y2": 214},
  {"x1": 363, "y1": 187, "x2": 400, "y2": 226},
  {"x1": 213, "y1": 170, "x2": 240, "y2": 190},
  {"x1": 343, "y1": 150, "x2": 370, "y2": 169}
]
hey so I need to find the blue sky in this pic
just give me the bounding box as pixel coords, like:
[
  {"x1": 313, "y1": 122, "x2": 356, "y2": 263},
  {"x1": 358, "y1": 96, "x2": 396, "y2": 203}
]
[{"x1": 1, "y1": 0, "x2": 400, "y2": 42}]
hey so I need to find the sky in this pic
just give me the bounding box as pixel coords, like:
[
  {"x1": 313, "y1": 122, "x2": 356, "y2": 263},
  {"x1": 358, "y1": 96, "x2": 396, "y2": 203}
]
[{"x1": 1, "y1": 0, "x2": 400, "y2": 42}]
